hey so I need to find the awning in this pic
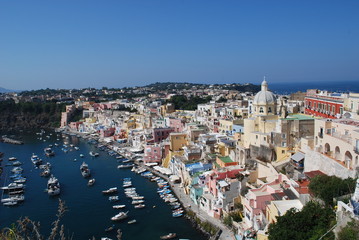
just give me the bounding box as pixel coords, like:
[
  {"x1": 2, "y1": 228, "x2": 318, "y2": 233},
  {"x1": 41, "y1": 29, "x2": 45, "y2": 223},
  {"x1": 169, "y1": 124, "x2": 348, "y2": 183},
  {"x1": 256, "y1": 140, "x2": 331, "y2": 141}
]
[{"x1": 291, "y1": 152, "x2": 305, "y2": 162}]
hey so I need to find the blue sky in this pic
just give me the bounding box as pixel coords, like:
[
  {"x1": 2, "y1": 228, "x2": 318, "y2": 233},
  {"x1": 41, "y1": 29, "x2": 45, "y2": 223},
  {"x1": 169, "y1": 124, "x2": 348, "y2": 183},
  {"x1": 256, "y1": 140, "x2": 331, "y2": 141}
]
[{"x1": 0, "y1": 0, "x2": 358, "y2": 90}]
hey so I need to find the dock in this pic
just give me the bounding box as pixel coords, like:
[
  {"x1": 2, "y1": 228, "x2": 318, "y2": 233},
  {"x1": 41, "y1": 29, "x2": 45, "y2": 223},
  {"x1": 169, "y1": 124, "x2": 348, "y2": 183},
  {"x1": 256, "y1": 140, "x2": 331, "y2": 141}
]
[{"x1": 1, "y1": 136, "x2": 24, "y2": 145}]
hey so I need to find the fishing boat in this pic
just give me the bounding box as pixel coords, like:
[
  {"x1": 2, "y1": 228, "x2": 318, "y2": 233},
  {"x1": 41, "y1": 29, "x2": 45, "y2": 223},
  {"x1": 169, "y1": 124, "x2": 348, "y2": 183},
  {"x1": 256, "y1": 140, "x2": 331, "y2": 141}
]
[
  {"x1": 113, "y1": 205, "x2": 126, "y2": 209},
  {"x1": 110, "y1": 211, "x2": 128, "y2": 221},
  {"x1": 88, "y1": 178, "x2": 95, "y2": 186},
  {"x1": 102, "y1": 187, "x2": 118, "y2": 194},
  {"x1": 47, "y1": 175, "x2": 60, "y2": 196},
  {"x1": 160, "y1": 233, "x2": 177, "y2": 239},
  {"x1": 80, "y1": 162, "x2": 91, "y2": 178}
]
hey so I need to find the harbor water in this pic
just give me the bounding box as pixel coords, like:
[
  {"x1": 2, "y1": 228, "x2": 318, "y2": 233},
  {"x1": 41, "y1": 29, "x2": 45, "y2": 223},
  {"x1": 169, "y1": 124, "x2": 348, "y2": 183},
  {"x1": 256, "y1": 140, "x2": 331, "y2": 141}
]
[{"x1": 0, "y1": 130, "x2": 208, "y2": 240}]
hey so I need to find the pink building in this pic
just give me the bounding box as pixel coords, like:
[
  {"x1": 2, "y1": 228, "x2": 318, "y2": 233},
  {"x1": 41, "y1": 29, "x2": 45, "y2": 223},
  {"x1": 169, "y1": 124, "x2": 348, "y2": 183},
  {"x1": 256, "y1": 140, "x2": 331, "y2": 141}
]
[
  {"x1": 69, "y1": 121, "x2": 82, "y2": 130},
  {"x1": 242, "y1": 174, "x2": 297, "y2": 230},
  {"x1": 153, "y1": 128, "x2": 174, "y2": 143},
  {"x1": 100, "y1": 128, "x2": 115, "y2": 138},
  {"x1": 169, "y1": 118, "x2": 185, "y2": 133},
  {"x1": 144, "y1": 144, "x2": 162, "y2": 163}
]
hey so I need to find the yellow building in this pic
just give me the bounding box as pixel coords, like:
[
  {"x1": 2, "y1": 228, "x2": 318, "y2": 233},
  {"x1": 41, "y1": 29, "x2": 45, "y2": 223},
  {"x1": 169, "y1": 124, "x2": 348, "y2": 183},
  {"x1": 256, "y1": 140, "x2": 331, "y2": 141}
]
[
  {"x1": 266, "y1": 199, "x2": 303, "y2": 225},
  {"x1": 162, "y1": 133, "x2": 188, "y2": 168}
]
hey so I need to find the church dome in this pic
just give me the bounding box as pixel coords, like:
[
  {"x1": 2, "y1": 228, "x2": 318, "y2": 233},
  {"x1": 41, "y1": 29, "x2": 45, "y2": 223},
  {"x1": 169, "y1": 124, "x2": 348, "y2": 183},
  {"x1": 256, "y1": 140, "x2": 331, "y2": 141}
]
[{"x1": 253, "y1": 79, "x2": 276, "y2": 105}]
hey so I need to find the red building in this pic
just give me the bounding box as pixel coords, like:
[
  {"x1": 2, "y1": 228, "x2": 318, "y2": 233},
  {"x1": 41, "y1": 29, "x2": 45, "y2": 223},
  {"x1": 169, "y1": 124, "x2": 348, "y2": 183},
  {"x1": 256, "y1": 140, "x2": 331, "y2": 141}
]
[
  {"x1": 305, "y1": 89, "x2": 346, "y2": 119},
  {"x1": 153, "y1": 127, "x2": 174, "y2": 143}
]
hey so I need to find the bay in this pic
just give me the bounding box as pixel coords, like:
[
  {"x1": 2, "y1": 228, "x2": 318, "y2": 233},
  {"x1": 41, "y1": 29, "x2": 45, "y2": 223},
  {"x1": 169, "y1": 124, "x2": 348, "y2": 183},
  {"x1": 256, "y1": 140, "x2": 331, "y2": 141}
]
[{"x1": 0, "y1": 130, "x2": 207, "y2": 240}]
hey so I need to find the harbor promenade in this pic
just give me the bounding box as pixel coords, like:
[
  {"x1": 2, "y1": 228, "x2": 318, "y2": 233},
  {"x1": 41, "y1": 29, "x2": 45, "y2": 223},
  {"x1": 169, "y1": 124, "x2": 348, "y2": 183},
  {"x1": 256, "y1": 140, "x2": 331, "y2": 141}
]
[{"x1": 143, "y1": 163, "x2": 236, "y2": 240}]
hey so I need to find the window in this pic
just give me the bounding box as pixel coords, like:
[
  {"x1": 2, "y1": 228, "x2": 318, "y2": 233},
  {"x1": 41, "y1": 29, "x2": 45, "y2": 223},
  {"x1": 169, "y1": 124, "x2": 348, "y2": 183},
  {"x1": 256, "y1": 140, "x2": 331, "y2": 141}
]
[
  {"x1": 256, "y1": 135, "x2": 258, "y2": 139},
  {"x1": 282, "y1": 134, "x2": 286, "y2": 139},
  {"x1": 259, "y1": 107, "x2": 264, "y2": 113},
  {"x1": 282, "y1": 150, "x2": 285, "y2": 154},
  {"x1": 268, "y1": 107, "x2": 272, "y2": 113},
  {"x1": 332, "y1": 106, "x2": 335, "y2": 113},
  {"x1": 282, "y1": 142, "x2": 287, "y2": 147},
  {"x1": 264, "y1": 137, "x2": 266, "y2": 141}
]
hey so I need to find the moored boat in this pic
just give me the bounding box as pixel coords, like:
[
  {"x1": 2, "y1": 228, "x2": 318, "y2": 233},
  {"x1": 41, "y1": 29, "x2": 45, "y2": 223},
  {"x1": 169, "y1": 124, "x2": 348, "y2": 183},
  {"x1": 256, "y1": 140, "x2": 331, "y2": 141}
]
[
  {"x1": 127, "y1": 219, "x2": 137, "y2": 224},
  {"x1": 110, "y1": 211, "x2": 128, "y2": 221},
  {"x1": 80, "y1": 162, "x2": 91, "y2": 178},
  {"x1": 44, "y1": 148, "x2": 55, "y2": 157},
  {"x1": 102, "y1": 187, "x2": 118, "y2": 194},
  {"x1": 113, "y1": 205, "x2": 126, "y2": 209},
  {"x1": 47, "y1": 175, "x2": 60, "y2": 196},
  {"x1": 88, "y1": 178, "x2": 95, "y2": 186},
  {"x1": 160, "y1": 233, "x2": 177, "y2": 239}
]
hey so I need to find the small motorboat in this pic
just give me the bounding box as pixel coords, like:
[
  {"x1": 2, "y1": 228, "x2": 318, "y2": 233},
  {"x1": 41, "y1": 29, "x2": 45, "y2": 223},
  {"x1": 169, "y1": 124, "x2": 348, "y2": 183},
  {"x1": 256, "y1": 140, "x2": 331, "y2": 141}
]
[
  {"x1": 105, "y1": 224, "x2": 115, "y2": 232},
  {"x1": 127, "y1": 219, "x2": 137, "y2": 224},
  {"x1": 113, "y1": 205, "x2": 126, "y2": 209},
  {"x1": 102, "y1": 187, "x2": 118, "y2": 194},
  {"x1": 88, "y1": 178, "x2": 95, "y2": 186},
  {"x1": 109, "y1": 196, "x2": 119, "y2": 202},
  {"x1": 160, "y1": 233, "x2": 177, "y2": 239}
]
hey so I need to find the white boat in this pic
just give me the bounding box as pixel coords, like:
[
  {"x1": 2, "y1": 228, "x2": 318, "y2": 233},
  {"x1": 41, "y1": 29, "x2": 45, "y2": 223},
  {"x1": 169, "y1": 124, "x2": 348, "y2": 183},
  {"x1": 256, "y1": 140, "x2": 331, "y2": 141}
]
[
  {"x1": 110, "y1": 211, "x2": 128, "y2": 221},
  {"x1": 134, "y1": 204, "x2": 145, "y2": 209},
  {"x1": 1, "y1": 183, "x2": 25, "y2": 191},
  {"x1": 117, "y1": 164, "x2": 134, "y2": 169},
  {"x1": 113, "y1": 205, "x2": 126, "y2": 209},
  {"x1": 74, "y1": 147, "x2": 79, "y2": 150},
  {"x1": 1, "y1": 195, "x2": 25, "y2": 203},
  {"x1": 31, "y1": 154, "x2": 42, "y2": 166},
  {"x1": 80, "y1": 154, "x2": 84, "y2": 158},
  {"x1": 88, "y1": 178, "x2": 95, "y2": 186},
  {"x1": 89, "y1": 151, "x2": 99, "y2": 157},
  {"x1": 80, "y1": 162, "x2": 91, "y2": 178},
  {"x1": 102, "y1": 187, "x2": 118, "y2": 194},
  {"x1": 44, "y1": 148, "x2": 55, "y2": 157},
  {"x1": 3, "y1": 201, "x2": 18, "y2": 206},
  {"x1": 127, "y1": 219, "x2": 137, "y2": 224},
  {"x1": 11, "y1": 167, "x2": 23, "y2": 173},
  {"x1": 131, "y1": 200, "x2": 144, "y2": 205},
  {"x1": 8, "y1": 157, "x2": 17, "y2": 161},
  {"x1": 109, "y1": 196, "x2": 119, "y2": 202},
  {"x1": 12, "y1": 161, "x2": 22, "y2": 166},
  {"x1": 131, "y1": 196, "x2": 144, "y2": 200},
  {"x1": 47, "y1": 175, "x2": 60, "y2": 196}
]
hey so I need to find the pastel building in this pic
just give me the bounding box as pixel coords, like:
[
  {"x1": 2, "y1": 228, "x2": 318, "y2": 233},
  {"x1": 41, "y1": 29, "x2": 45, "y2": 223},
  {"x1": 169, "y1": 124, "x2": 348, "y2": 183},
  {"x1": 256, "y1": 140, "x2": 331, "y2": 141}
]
[
  {"x1": 153, "y1": 127, "x2": 174, "y2": 143},
  {"x1": 144, "y1": 144, "x2": 162, "y2": 163}
]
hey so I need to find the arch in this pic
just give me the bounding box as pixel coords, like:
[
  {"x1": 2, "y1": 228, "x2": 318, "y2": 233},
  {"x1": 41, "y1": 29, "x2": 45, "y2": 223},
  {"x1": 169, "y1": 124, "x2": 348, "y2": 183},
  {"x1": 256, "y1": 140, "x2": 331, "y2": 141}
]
[
  {"x1": 335, "y1": 146, "x2": 341, "y2": 159},
  {"x1": 345, "y1": 151, "x2": 352, "y2": 167},
  {"x1": 324, "y1": 143, "x2": 331, "y2": 156}
]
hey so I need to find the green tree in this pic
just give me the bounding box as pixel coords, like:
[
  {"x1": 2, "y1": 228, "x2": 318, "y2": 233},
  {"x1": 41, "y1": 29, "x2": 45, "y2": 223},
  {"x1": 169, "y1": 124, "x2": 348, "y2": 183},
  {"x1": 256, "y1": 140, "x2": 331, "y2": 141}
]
[
  {"x1": 268, "y1": 201, "x2": 335, "y2": 240},
  {"x1": 309, "y1": 175, "x2": 356, "y2": 206}
]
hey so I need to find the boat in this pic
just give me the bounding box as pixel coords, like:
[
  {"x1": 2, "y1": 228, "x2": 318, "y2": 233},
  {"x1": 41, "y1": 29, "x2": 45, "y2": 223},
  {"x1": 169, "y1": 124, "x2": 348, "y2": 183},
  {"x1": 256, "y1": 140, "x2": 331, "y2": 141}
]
[
  {"x1": 0, "y1": 183, "x2": 25, "y2": 191},
  {"x1": 47, "y1": 175, "x2": 60, "y2": 196},
  {"x1": 131, "y1": 200, "x2": 144, "y2": 205},
  {"x1": 3, "y1": 201, "x2": 18, "y2": 206},
  {"x1": 12, "y1": 161, "x2": 22, "y2": 166},
  {"x1": 80, "y1": 154, "x2": 84, "y2": 158},
  {"x1": 88, "y1": 178, "x2": 95, "y2": 186},
  {"x1": 172, "y1": 212, "x2": 183, "y2": 218},
  {"x1": 1, "y1": 195, "x2": 25, "y2": 203},
  {"x1": 80, "y1": 162, "x2": 91, "y2": 178},
  {"x1": 111, "y1": 211, "x2": 128, "y2": 221},
  {"x1": 30, "y1": 154, "x2": 42, "y2": 166},
  {"x1": 14, "y1": 178, "x2": 27, "y2": 183},
  {"x1": 127, "y1": 219, "x2": 137, "y2": 224},
  {"x1": 8, "y1": 157, "x2": 17, "y2": 161},
  {"x1": 44, "y1": 148, "x2": 55, "y2": 157},
  {"x1": 134, "y1": 204, "x2": 145, "y2": 209},
  {"x1": 89, "y1": 151, "x2": 99, "y2": 157},
  {"x1": 109, "y1": 196, "x2": 119, "y2": 202},
  {"x1": 11, "y1": 167, "x2": 23, "y2": 173},
  {"x1": 113, "y1": 205, "x2": 126, "y2": 209},
  {"x1": 74, "y1": 147, "x2": 80, "y2": 150},
  {"x1": 160, "y1": 233, "x2": 177, "y2": 239},
  {"x1": 102, "y1": 187, "x2": 118, "y2": 194},
  {"x1": 40, "y1": 168, "x2": 51, "y2": 177},
  {"x1": 105, "y1": 224, "x2": 115, "y2": 232},
  {"x1": 117, "y1": 164, "x2": 134, "y2": 169}
]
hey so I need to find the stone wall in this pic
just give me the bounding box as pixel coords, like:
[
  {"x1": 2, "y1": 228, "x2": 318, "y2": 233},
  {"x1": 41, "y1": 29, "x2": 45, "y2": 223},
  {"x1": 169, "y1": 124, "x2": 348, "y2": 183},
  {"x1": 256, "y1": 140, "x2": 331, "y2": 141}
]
[{"x1": 304, "y1": 147, "x2": 356, "y2": 179}]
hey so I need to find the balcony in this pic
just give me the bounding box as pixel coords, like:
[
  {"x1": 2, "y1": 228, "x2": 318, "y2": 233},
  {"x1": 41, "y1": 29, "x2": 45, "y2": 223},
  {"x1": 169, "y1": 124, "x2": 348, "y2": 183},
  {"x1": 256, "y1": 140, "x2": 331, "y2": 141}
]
[{"x1": 318, "y1": 132, "x2": 323, "y2": 138}]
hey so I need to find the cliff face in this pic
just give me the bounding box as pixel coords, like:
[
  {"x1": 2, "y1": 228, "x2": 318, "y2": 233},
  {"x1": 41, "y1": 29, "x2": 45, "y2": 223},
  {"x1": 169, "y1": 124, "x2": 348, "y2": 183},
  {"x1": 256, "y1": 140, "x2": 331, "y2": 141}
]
[
  {"x1": 0, "y1": 101, "x2": 65, "y2": 130},
  {"x1": 0, "y1": 111, "x2": 61, "y2": 130}
]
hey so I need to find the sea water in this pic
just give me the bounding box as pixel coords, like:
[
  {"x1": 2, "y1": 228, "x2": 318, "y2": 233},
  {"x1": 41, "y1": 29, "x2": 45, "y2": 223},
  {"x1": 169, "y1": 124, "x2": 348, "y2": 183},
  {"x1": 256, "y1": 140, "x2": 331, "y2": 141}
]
[{"x1": 0, "y1": 130, "x2": 207, "y2": 240}]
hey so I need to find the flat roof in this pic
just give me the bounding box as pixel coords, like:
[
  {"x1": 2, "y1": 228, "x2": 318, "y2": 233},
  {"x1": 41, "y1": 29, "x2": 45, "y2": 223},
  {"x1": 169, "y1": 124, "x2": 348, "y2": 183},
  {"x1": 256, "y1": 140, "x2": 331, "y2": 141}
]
[
  {"x1": 218, "y1": 156, "x2": 233, "y2": 163},
  {"x1": 283, "y1": 114, "x2": 316, "y2": 120}
]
